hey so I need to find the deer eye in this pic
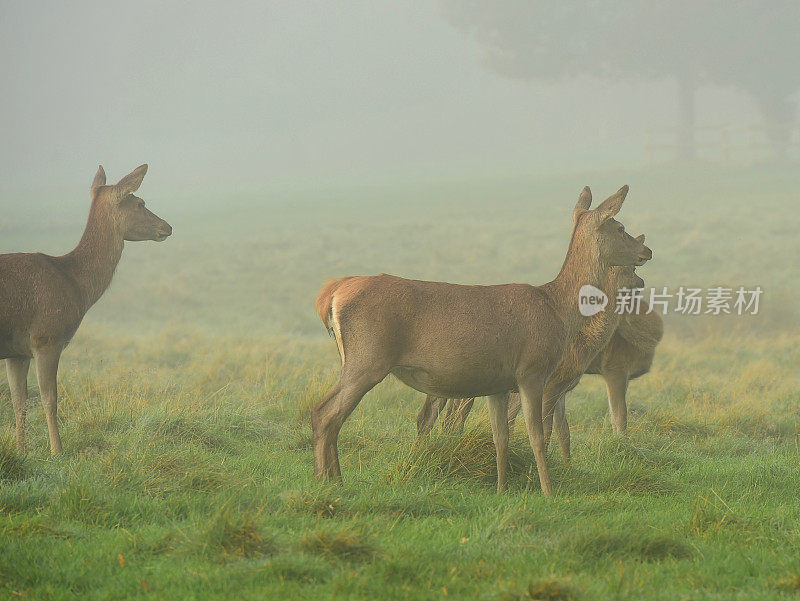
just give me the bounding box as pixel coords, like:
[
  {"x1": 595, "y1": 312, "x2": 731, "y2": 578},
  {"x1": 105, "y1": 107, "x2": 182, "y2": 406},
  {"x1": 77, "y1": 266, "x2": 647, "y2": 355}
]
[{"x1": 138, "y1": 202, "x2": 145, "y2": 209}]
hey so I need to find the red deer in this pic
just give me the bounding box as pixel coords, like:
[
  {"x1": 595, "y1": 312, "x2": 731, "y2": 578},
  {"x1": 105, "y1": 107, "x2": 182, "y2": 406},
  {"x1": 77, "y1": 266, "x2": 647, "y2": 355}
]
[
  {"x1": 546, "y1": 303, "x2": 664, "y2": 458},
  {"x1": 1, "y1": 165, "x2": 172, "y2": 454},
  {"x1": 416, "y1": 291, "x2": 663, "y2": 459},
  {"x1": 313, "y1": 186, "x2": 651, "y2": 495},
  {"x1": 415, "y1": 261, "x2": 647, "y2": 437}
]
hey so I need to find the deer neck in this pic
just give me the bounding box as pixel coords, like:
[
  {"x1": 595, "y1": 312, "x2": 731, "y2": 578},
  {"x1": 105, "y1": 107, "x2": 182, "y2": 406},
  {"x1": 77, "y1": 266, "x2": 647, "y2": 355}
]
[
  {"x1": 578, "y1": 268, "x2": 626, "y2": 348},
  {"x1": 60, "y1": 201, "x2": 124, "y2": 311},
  {"x1": 542, "y1": 235, "x2": 607, "y2": 340}
]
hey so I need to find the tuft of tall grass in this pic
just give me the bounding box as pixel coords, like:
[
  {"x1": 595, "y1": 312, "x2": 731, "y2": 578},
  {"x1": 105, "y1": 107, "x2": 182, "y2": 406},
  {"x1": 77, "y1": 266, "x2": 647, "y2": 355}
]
[
  {"x1": 132, "y1": 404, "x2": 272, "y2": 452},
  {"x1": 771, "y1": 574, "x2": 800, "y2": 593},
  {"x1": 0, "y1": 514, "x2": 72, "y2": 539},
  {"x1": 142, "y1": 452, "x2": 229, "y2": 496},
  {"x1": 690, "y1": 490, "x2": 743, "y2": 535},
  {"x1": 0, "y1": 435, "x2": 29, "y2": 482},
  {"x1": 0, "y1": 478, "x2": 53, "y2": 514},
  {"x1": 560, "y1": 526, "x2": 692, "y2": 563},
  {"x1": 262, "y1": 553, "x2": 331, "y2": 584},
  {"x1": 389, "y1": 426, "x2": 533, "y2": 487},
  {"x1": 98, "y1": 442, "x2": 230, "y2": 497},
  {"x1": 560, "y1": 435, "x2": 678, "y2": 496},
  {"x1": 298, "y1": 528, "x2": 377, "y2": 562},
  {"x1": 491, "y1": 577, "x2": 579, "y2": 601},
  {"x1": 281, "y1": 488, "x2": 343, "y2": 518},
  {"x1": 194, "y1": 505, "x2": 276, "y2": 558},
  {"x1": 50, "y1": 475, "x2": 120, "y2": 527}
]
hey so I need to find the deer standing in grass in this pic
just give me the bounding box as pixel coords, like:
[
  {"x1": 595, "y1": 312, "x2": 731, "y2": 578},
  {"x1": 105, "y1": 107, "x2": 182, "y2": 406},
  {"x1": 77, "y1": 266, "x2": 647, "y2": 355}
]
[
  {"x1": 546, "y1": 302, "x2": 664, "y2": 456},
  {"x1": 313, "y1": 186, "x2": 651, "y2": 495},
  {"x1": 1, "y1": 165, "x2": 172, "y2": 454},
  {"x1": 417, "y1": 275, "x2": 663, "y2": 460}
]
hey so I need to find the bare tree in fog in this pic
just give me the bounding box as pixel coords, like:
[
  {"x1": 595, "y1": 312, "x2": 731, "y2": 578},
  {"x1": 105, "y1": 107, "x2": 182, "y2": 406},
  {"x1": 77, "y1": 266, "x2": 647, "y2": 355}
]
[{"x1": 442, "y1": 1, "x2": 799, "y2": 161}]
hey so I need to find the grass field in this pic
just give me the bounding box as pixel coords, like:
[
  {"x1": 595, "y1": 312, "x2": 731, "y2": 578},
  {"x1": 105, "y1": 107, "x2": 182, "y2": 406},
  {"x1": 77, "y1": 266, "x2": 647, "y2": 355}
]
[{"x1": 1, "y1": 165, "x2": 799, "y2": 599}]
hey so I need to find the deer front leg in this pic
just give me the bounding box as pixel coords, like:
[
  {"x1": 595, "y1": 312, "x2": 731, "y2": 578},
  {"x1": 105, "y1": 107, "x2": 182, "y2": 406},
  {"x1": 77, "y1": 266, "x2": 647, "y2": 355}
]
[
  {"x1": 442, "y1": 397, "x2": 474, "y2": 433},
  {"x1": 518, "y1": 377, "x2": 552, "y2": 496},
  {"x1": 34, "y1": 347, "x2": 63, "y2": 455},
  {"x1": 417, "y1": 395, "x2": 447, "y2": 437},
  {"x1": 486, "y1": 392, "x2": 510, "y2": 492},
  {"x1": 553, "y1": 394, "x2": 571, "y2": 461},
  {"x1": 603, "y1": 370, "x2": 629, "y2": 435},
  {"x1": 6, "y1": 358, "x2": 31, "y2": 454}
]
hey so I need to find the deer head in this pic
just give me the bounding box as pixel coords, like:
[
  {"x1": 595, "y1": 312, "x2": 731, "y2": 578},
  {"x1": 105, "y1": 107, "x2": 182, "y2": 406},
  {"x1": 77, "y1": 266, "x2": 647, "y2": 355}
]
[
  {"x1": 571, "y1": 186, "x2": 651, "y2": 269},
  {"x1": 615, "y1": 235, "x2": 649, "y2": 290},
  {"x1": 90, "y1": 164, "x2": 172, "y2": 242}
]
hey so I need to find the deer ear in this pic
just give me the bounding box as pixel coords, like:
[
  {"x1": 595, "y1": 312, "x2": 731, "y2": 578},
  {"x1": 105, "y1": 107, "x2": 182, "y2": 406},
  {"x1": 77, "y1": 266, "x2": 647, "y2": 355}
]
[
  {"x1": 115, "y1": 164, "x2": 148, "y2": 199},
  {"x1": 595, "y1": 185, "x2": 629, "y2": 222},
  {"x1": 635, "y1": 234, "x2": 645, "y2": 243},
  {"x1": 91, "y1": 165, "x2": 106, "y2": 196},
  {"x1": 573, "y1": 186, "x2": 592, "y2": 222}
]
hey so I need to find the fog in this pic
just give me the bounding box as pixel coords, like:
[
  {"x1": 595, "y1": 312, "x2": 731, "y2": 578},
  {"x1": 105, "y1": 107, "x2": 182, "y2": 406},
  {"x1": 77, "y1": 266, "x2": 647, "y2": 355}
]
[
  {"x1": 4, "y1": 6, "x2": 800, "y2": 594},
  {"x1": 2, "y1": 1, "x2": 796, "y2": 192},
  {"x1": 1, "y1": 2, "x2": 798, "y2": 340}
]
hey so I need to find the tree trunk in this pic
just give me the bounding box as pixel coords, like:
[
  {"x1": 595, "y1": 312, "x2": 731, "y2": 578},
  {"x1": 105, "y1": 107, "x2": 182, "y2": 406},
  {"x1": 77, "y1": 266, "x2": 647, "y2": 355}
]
[
  {"x1": 676, "y1": 71, "x2": 696, "y2": 162},
  {"x1": 753, "y1": 92, "x2": 795, "y2": 162}
]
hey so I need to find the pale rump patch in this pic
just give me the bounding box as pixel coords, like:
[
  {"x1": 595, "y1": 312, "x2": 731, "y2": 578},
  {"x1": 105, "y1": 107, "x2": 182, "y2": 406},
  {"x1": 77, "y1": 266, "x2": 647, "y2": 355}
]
[{"x1": 330, "y1": 296, "x2": 345, "y2": 365}]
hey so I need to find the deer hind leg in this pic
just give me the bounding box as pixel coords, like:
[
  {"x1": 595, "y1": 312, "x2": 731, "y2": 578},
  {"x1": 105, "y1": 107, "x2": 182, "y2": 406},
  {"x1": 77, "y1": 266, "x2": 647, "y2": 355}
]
[
  {"x1": 507, "y1": 392, "x2": 521, "y2": 430},
  {"x1": 6, "y1": 358, "x2": 31, "y2": 453},
  {"x1": 311, "y1": 366, "x2": 387, "y2": 480},
  {"x1": 486, "y1": 392, "x2": 510, "y2": 492},
  {"x1": 442, "y1": 397, "x2": 474, "y2": 433},
  {"x1": 518, "y1": 376, "x2": 552, "y2": 496},
  {"x1": 604, "y1": 371, "x2": 629, "y2": 435},
  {"x1": 416, "y1": 395, "x2": 446, "y2": 437},
  {"x1": 34, "y1": 347, "x2": 63, "y2": 455},
  {"x1": 553, "y1": 394, "x2": 571, "y2": 461}
]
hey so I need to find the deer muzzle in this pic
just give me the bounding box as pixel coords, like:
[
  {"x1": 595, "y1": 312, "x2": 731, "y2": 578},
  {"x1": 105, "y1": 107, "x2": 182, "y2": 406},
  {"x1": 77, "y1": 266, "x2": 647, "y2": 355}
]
[
  {"x1": 155, "y1": 221, "x2": 173, "y2": 241},
  {"x1": 636, "y1": 244, "x2": 653, "y2": 266}
]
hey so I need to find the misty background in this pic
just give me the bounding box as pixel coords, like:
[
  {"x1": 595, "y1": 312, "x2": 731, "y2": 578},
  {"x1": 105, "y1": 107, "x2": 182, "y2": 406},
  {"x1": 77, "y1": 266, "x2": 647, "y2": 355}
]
[
  {"x1": 2, "y1": 1, "x2": 797, "y2": 190},
  {"x1": 0, "y1": 1, "x2": 798, "y2": 338}
]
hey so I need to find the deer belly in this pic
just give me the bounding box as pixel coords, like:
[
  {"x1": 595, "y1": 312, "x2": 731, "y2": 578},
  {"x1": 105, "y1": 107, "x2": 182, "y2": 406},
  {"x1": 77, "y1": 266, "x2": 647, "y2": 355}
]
[
  {"x1": 0, "y1": 326, "x2": 33, "y2": 359},
  {"x1": 0, "y1": 340, "x2": 15, "y2": 359},
  {"x1": 390, "y1": 365, "x2": 513, "y2": 399}
]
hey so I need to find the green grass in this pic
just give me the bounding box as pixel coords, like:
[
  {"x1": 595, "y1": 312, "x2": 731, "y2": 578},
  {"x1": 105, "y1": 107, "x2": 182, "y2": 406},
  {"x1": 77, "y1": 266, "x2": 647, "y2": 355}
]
[
  {"x1": 1, "y1": 165, "x2": 799, "y2": 599},
  {"x1": 1, "y1": 333, "x2": 798, "y2": 600}
]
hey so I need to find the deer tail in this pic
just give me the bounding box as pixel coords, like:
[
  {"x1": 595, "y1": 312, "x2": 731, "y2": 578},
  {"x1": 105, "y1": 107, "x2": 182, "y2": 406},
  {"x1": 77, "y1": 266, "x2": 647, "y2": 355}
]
[{"x1": 315, "y1": 277, "x2": 353, "y2": 331}]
